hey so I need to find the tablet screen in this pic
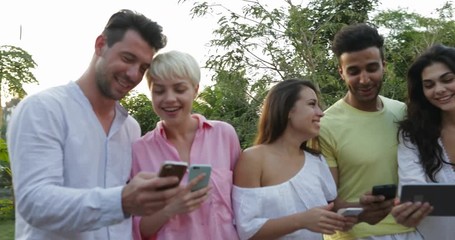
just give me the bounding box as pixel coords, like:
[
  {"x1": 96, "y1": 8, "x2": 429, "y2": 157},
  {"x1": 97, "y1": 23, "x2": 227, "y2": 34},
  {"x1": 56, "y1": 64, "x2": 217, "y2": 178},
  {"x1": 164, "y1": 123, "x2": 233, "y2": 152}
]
[{"x1": 400, "y1": 184, "x2": 455, "y2": 216}]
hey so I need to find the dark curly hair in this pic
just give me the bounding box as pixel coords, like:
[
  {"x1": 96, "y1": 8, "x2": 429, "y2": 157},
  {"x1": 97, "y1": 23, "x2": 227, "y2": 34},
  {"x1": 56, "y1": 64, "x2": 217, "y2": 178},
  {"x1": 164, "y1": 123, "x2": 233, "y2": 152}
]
[
  {"x1": 103, "y1": 9, "x2": 167, "y2": 51},
  {"x1": 399, "y1": 44, "x2": 455, "y2": 182},
  {"x1": 332, "y1": 23, "x2": 384, "y2": 61}
]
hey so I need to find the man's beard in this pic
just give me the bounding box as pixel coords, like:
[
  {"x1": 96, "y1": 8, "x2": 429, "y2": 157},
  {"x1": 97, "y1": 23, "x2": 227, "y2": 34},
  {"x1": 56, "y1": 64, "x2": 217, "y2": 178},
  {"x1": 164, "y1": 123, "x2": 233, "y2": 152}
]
[{"x1": 95, "y1": 70, "x2": 122, "y2": 100}]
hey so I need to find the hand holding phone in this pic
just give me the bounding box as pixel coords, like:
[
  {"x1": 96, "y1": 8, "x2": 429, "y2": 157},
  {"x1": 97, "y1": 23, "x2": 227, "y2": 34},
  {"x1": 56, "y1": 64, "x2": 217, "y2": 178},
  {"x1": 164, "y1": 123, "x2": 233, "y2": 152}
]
[
  {"x1": 372, "y1": 184, "x2": 397, "y2": 200},
  {"x1": 157, "y1": 161, "x2": 188, "y2": 190},
  {"x1": 188, "y1": 164, "x2": 211, "y2": 192}
]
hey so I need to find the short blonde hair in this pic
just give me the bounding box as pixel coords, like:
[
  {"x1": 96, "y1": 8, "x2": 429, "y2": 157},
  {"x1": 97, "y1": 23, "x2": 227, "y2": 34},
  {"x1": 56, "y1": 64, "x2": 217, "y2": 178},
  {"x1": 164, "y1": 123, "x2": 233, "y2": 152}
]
[{"x1": 146, "y1": 50, "x2": 200, "y2": 87}]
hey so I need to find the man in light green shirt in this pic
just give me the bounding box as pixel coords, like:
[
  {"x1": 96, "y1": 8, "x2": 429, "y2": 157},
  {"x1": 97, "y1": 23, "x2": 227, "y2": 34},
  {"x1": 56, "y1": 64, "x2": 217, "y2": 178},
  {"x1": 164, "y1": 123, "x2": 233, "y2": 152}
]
[{"x1": 320, "y1": 23, "x2": 422, "y2": 240}]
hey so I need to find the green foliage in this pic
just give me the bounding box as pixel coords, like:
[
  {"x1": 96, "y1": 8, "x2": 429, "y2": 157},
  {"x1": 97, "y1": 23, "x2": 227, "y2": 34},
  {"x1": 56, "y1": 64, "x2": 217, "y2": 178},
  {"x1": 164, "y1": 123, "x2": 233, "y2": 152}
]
[
  {"x1": 0, "y1": 199, "x2": 14, "y2": 221},
  {"x1": 120, "y1": 91, "x2": 159, "y2": 136},
  {"x1": 184, "y1": 1, "x2": 454, "y2": 102},
  {"x1": 0, "y1": 138, "x2": 14, "y2": 222},
  {"x1": 194, "y1": 70, "x2": 266, "y2": 148},
  {"x1": 0, "y1": 45, "x2": 37, "y2": 139},
  {"x1": 0, "y1": 219, "x2": 14, "y2": 239},
  {"x1": 176, "y1": 0, "x2": 454, "y2": 148},
  {"x1": 0, "y1": 139, "x2": 12, "y2": 195},
  {"x1": 0, "y1": 45, "x2": 37, "y2": 103},
  {"x1": 373, "y1": 1, "x2": 455, "y2": 101},
  {"x1": 185, "y1": 0, "x2": 380, "y2": 109}
]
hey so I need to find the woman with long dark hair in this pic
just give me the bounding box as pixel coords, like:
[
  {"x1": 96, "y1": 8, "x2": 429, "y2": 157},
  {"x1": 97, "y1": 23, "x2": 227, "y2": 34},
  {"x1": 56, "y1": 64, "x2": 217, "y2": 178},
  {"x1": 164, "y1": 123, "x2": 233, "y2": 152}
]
[
  {"x1": 232, "y1": 79, "x2": 355, "y2": 239},
  {"x1": 392, "y1": 44, "x2": 455, "y2": 240}
]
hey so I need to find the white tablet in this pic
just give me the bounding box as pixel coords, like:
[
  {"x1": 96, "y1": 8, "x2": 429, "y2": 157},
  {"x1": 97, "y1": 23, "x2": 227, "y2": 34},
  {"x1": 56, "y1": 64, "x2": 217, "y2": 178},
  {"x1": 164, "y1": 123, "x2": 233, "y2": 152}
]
[{"x1": 400, "y1": 184, "x2": 455, "y2": 216}]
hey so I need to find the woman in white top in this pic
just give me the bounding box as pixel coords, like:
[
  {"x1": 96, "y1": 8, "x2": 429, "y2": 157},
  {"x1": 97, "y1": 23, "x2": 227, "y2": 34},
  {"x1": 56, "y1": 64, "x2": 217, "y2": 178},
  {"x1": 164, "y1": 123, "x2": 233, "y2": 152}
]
[
  {"x1": 232, "y1": 79, "x2": 356, "y2": 240},
  {"x1": 391, "y1": 44, "x2": 455, "y2": 240}
]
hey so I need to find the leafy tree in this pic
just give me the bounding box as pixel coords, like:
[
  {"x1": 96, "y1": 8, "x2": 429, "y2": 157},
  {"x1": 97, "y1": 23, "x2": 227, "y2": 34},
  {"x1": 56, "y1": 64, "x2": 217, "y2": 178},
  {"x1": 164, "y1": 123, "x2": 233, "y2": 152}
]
[
  {"x1": 183, "y1": 0, "x2": 378, "y2": 107},
  {"x1": 0, "y1": 45, "x2": 37, "y2": 128},
  {"x1": 120, "y1": 91, "x2": 159, "y2": 136},
  {"x1": 183, "y1": 0, "x2": 454, "y2": 103},
  {"x1": 194, "y1": 70, "x2": 266, "y2": 148},
  {"x1": 179, "y1": 0, "x2": 453, "y2": 146},
  {"x1": 374, "y1": 2, "x2": 455, "y2": 101}
]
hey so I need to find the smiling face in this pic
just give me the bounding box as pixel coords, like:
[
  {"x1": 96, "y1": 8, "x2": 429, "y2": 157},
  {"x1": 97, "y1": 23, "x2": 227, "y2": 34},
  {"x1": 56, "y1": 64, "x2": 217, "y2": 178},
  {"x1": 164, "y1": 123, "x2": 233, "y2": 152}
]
[
  {"x1": 150, "y1": 77, "x2": 198, "y2": 125},
  {"x1": 94, "y1": 29, "x2": 155, "y2": 100},
  {"x1": 421, "y1": 62, "x2": 455, "y2": 112},
  {"x1": 339, "y1": 46, "x2": 385, "y2": 111},
  {"x1": 287, "y1": 87, "x2": 324, "y2": 139}
]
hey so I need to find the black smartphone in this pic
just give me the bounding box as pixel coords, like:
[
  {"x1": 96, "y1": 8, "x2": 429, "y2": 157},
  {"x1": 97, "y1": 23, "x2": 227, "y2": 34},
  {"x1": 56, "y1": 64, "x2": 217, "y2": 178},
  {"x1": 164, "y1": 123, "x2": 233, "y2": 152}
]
[
  {"x1": 157, "y1": 161, "x2": 188, "y2": 190},
  {"x1": 372, "y1": 184, "x2": 397, "y2": 200}
]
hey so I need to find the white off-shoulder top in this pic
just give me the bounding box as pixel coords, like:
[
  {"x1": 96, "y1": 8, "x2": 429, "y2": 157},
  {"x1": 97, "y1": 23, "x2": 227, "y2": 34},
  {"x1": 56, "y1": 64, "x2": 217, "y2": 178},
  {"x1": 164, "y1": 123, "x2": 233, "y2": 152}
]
[{"x1": 232, "y1": 151, "x2": 337, "y2": 240}]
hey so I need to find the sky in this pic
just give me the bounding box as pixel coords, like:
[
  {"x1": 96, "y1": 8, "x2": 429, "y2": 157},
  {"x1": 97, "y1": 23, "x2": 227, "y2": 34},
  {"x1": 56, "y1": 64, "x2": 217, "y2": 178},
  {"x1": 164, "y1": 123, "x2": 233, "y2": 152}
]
[
  {"x1": 0, "y1": 0, "x2": 218, "y2": 97},
  {"x1": 0, "y1": 0, "x2": 452, "y2": 99}
]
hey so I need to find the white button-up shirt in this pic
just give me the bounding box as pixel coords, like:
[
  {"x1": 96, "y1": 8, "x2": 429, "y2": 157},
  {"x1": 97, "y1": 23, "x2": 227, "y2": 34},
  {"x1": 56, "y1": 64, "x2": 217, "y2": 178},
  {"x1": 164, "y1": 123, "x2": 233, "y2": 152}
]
[{"x1": 7, "y1": 81, "x2": 140, "y2": 239}]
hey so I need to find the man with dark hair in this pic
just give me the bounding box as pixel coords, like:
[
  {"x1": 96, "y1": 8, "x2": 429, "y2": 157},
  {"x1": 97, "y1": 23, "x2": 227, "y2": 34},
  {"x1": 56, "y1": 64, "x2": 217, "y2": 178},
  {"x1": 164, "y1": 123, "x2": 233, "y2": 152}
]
[
  {"x1": 319, "y1": 23, "x2": 422, "y2": 239},
  {"x1": 8, "y1": 9, "x2": 179, "y2": 239}
]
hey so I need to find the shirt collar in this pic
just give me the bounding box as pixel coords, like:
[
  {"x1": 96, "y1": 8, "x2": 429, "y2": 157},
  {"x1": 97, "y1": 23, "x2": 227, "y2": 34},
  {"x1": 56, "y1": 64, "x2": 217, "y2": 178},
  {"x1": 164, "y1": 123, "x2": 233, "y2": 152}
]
[{"x1": 157, "y1": 114, "x2": 213, "y2": 138}]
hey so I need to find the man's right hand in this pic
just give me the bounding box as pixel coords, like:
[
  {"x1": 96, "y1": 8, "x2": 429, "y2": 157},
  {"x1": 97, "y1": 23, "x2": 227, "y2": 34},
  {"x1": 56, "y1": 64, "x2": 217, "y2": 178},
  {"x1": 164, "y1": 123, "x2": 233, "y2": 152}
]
[
  {"x1": 358, "y1": 191, "x2": 394, "y2": 225},
  {"x1": 121, "y1": 172, "x2": 180, "y2": 216}
]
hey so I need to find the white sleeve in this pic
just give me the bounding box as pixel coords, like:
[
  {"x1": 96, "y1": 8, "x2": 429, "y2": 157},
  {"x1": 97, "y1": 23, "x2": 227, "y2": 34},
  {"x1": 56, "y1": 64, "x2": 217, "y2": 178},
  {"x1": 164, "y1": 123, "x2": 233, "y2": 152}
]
[
  {"x1": 318, "y1": 155, "x2": 338, "y2": 202},
  {"x1": 7, "y1": 96, "x2": 126, "y2": 232},
  {"x1": 232, "y1": 186, "x2": 269, "y2": 240},
  {"x1": 397, "y1": 134, "x2": 428, "y2": 196}
]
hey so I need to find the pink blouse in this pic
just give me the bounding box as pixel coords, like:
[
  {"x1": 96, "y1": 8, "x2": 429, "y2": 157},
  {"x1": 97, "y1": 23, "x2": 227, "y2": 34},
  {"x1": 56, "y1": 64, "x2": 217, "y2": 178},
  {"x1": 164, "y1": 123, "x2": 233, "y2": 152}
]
[{"x1": 131, "y1": 114, "x2": 241, "y2": 240}]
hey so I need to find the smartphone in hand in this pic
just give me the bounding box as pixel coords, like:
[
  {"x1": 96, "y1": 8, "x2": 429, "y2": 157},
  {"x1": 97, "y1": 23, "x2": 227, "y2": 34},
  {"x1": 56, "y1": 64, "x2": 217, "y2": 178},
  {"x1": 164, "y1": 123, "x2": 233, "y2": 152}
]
[
  {"x1": 157, "y1": 161, "x2": 188, "y2": 190},
  {"x1": 188, "y1": 164, "x2": 211, "y2": 192},
  {"x1": 337, "y1": 207, "x2": 364, "y2": 217},
  {"x1": 372, "y1": 184, "x2": 397, "y2": 200}
]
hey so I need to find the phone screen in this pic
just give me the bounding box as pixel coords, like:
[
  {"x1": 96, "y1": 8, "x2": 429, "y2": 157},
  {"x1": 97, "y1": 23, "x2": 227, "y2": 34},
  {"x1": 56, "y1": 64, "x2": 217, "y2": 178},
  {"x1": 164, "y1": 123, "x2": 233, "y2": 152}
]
[{"x1": 188, "y1": 164, "x2": 212, "y2": 191}]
